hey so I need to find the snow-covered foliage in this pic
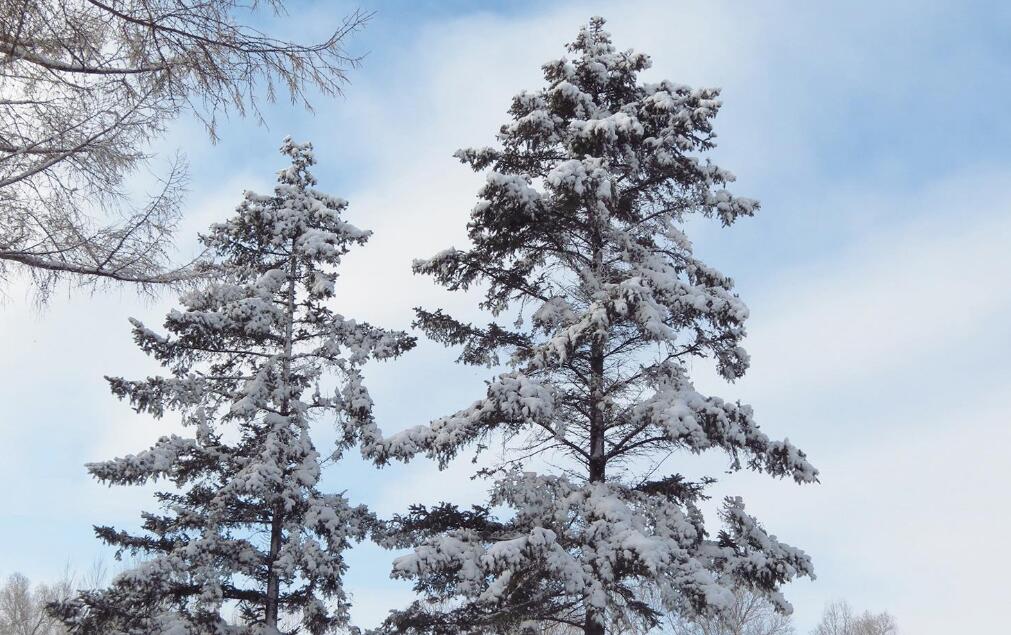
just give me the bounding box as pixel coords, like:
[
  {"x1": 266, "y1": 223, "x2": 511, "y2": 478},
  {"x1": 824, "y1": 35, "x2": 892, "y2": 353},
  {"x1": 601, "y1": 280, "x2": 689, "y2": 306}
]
[
  {"x1": 54, "y1": 139, "x2": 415, "y2": 634},
  {"x1": 363, "y1": 18, "x2": 816, "y2": 635}
]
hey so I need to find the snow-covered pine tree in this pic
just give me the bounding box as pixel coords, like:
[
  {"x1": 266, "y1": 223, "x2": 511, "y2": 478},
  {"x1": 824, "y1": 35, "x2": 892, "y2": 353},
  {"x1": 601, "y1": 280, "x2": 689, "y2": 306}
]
[
  {"x1": 363, "y1": 18, "x2": 817, "y2": 635},
  {"x1": 55, "y1": 139, "x2": 414, "y2": 634}
]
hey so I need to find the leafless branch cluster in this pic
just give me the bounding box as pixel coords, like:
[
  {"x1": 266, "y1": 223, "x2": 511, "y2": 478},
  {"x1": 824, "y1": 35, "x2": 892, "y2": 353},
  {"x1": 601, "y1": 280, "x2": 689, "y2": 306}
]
[
  {"x1": 0, "y1": 572, "x2": 70, "y2": 635},
  {"x1": 0, "y1": 563, "x2": 107, "y2": 635},
  {"x1": 0, "y1": 0, "x2": 368, "y2": 298},
  {"x1": 812, "y1": 601, "x2": 898, "y2": 635},
  {"x1": 666, "y1": 588, "x2": 795, "y2": 635}
]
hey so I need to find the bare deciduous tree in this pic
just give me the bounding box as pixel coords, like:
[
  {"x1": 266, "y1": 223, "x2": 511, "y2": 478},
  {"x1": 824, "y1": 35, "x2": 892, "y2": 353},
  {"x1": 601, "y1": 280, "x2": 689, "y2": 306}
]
[
  {"x1": 1, "y1": 562, "x2": 112, "y2": 634},
  {"x1": 0, "y1": 572, "x2": 72, "y2": 635},
  {"x1": 812, "y1": 601, "x2": 898, "y2": 635},
  {"x1": 0, "y1": 0, "x2": 368, "y2": 297},
  {"x1": 667, "y1": 589, "x2": 795, "y2": 635}
]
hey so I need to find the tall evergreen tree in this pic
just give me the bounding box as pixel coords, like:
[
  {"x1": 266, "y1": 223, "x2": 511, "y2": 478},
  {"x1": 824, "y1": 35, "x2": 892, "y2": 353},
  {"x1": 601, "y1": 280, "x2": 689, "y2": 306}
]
[
  {"x1": 364, "y1": 18, "x2": 817, "y2": 635},
  {"x1": 55, "y1": 139, "x2": 414, "y2": 634}
]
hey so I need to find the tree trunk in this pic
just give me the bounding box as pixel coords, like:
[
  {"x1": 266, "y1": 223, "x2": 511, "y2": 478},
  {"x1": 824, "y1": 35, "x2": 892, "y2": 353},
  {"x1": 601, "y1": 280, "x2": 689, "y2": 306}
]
[
  {"x1": 584, "y1": 214, "x2": 606, "y2": 634},
  {"x1": 266, "y1": 243, "x2": 299, "y2": 630},
  {"x1": 588, "y1": 338, "x2": 605, "y2": 484},
  {"x1": 264, "y1": 506, "x2": 284, "y2": 628},
  {"x1": 585, "y1": 338, "x2": 606, "y2": 634},
  {"x1": 584, "y1": 615, "x2": 606, "y2": 635}
]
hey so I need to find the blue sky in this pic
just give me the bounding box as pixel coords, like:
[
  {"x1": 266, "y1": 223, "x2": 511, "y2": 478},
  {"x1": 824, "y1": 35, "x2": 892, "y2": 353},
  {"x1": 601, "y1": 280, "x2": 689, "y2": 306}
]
[{"x1": 3, "y1": 1, "x2": 1011, "y2": 632}]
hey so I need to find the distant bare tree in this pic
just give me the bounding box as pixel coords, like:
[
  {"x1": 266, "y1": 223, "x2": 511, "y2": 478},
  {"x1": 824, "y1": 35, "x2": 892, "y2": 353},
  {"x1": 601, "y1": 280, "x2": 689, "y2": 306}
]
[
  {"x1": 0, "y1": 572, "x2": 73, "y2": 634},
  {"x1": 667, "y1": 589, "x2": 795, "y2": 635},
  {"x1": 0, "y1": 0, "x2": 368, "y2": 297},
  {"x1": 812, "y1": 601, "x2": 898, "y2": 635},
  {"x1": 1, "y1": 561, "x2": 112, "y2": 634}
]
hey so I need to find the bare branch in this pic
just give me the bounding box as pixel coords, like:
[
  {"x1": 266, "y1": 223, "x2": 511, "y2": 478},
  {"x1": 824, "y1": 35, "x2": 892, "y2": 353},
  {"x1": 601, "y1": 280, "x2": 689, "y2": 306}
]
[{"x1": 0, "y1": 0, "x2": 370, "y2": 299}]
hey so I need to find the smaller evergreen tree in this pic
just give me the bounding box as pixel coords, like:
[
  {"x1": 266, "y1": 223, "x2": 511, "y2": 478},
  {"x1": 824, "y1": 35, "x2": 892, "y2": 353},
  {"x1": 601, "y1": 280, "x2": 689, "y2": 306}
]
[{"x1": 54, "y1": 139, "x2": 414, "y2": 634}]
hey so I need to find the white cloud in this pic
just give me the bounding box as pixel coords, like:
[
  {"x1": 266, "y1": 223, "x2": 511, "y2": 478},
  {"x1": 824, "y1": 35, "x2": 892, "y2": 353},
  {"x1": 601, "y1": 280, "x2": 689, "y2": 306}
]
[
  {"x1": 740, "y1": 167, "x2": 1011, "y2": 404},
  {"x1": 729, "y1": 388, "x2": 1011, "y2": 633},
  {"x1": 684, "y1": 169, "x2": 1011, "y2": 631}
]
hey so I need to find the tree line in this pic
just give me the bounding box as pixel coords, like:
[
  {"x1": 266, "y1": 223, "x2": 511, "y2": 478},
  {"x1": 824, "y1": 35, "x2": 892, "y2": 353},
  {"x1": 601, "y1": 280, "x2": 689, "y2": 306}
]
[{"x1": 2, "y1": 571, "x2": 898, "y2": 635}]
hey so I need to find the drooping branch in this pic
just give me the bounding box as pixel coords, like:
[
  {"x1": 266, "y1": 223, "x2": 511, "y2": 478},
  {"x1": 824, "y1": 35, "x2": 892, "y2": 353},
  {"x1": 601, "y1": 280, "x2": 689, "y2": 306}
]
[{"x1": 0, "y1": 0, "x2": 370, "y2": 298}]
